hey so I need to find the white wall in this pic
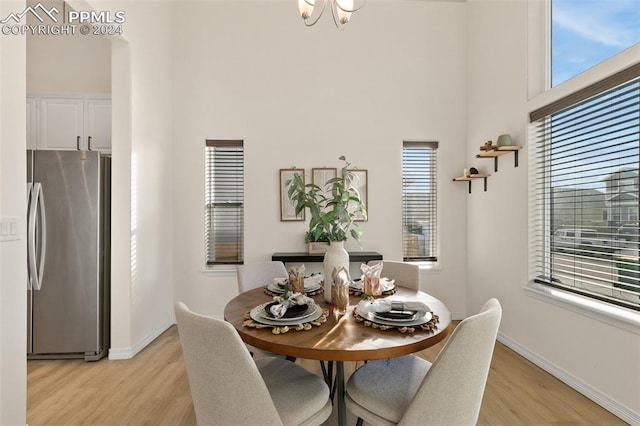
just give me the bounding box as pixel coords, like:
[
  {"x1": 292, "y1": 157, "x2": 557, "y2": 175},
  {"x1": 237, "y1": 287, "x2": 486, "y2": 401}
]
[
  {"x1": 466, "y1": 0, "x2": 639, "y2": 421},
  {"x1": 171, "y1": 1, "x2": 470, "y2": 318},
  {"x1": 86, "y1": 0, "x2": 176, "y2": 358},
  {"x1": 0, "y1": 1, "x2": 27, "y2": 424},
  {"x1": 27, "y1": 0, "x2": 111, "y2": 93}
]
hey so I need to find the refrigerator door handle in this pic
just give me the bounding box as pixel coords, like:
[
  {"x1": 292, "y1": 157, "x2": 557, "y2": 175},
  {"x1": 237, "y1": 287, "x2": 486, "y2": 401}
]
[
  {"x1": 35, "y1": 183, "x2": 47, "y2": 291},
  {"x1": 27, "y1": 182, "x2": 34, "y2": 290},
  {"x1": 28, "y1": 183, "x2": 46, "y2": 291}
]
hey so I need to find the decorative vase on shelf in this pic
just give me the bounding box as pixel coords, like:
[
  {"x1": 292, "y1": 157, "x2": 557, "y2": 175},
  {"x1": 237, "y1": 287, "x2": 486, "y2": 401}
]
[{"x1": 323, "y1": 241, "x2": 350, "y2": 303}]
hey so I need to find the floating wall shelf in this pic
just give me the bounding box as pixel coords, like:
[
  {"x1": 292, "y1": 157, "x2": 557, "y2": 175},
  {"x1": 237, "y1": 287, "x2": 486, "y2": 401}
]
[
  {"x1": 476, "y1": 146, "x2": 523, "y2": 172},
  {"x1": 452, "y1": 174, "x2": 490, "y2": 193}
]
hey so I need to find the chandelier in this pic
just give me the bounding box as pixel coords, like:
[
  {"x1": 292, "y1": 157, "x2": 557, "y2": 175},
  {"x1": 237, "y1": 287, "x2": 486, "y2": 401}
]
[{"x1": 298, "y1": 0, "x2": 367, "y2": 29}]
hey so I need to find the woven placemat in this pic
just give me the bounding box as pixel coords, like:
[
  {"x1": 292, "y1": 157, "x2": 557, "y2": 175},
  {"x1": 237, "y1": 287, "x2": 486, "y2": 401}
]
[
  {"x1": 352, "y1": 310, "x2": 439, "y2": 334},
  {"x1": 242, "y1": 308, "x2": 329, "y2": 335},
  {"x1": 264, "y1": 286, "x2": 324, "y2": 297}
]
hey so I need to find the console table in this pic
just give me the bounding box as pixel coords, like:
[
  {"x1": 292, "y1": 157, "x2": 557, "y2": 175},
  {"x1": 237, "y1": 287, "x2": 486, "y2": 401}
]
[{"x1": 272, "y1": 251, "x2": 383, "y2": 264}]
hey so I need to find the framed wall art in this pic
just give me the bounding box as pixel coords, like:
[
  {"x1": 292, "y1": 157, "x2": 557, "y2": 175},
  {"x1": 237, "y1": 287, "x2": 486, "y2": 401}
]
[
  {"x1": 312, "y1": 167, "x2": 337, "y2": 199},
  {"x1": 350, "y1": 169, "x2": 368, "y2": 222},
  {"x1": 280, "y1": 168, "x2": 305, "y2": 221}
]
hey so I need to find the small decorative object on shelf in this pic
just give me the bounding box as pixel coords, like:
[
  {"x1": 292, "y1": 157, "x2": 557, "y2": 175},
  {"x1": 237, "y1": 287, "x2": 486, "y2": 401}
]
[
  {"x1": 496, "y1": 134, "x2": 513, "y2": 147},
  {"x1": 480, "y1": 140, "x2": 494, "y2": 151}
]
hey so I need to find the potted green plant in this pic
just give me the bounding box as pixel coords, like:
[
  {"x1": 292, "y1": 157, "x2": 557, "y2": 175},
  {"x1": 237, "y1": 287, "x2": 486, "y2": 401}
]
[{"x1": 287, "y1": 156, "x2": 367, "y2": 302}]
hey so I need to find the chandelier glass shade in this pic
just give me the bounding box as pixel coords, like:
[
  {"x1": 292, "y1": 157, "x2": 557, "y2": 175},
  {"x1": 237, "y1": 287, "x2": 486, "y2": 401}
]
[{"x1": 298, "y1": 0, "x2": 366, "y2": 29}]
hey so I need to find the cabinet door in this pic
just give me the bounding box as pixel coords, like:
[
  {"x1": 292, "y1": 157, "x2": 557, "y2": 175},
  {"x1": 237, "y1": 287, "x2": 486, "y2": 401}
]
[
  {"x1": 39, "y1": 98, "x2": 84, "y2": 150},
  {"x1": 86, "y1": 98, "x2": 111, "y2": 153},
  {"x1": 26, "y1": 97, "x2": 38, "y2": 149}
]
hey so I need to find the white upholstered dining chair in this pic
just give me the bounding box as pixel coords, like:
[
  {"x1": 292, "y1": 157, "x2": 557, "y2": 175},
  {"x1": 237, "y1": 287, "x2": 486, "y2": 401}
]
[
  {"x1": 237, "y1": 260, "x2": 288, "y2": 293},
  {"x1": 369, "y1": 260, "x2": 420, "y2": 290},
  {"x1": 175, "y1": 302, "x2": 332, "y2": 426},
  {"x1": 345, "y1": 298, "x2": 502, "y2": 426}
]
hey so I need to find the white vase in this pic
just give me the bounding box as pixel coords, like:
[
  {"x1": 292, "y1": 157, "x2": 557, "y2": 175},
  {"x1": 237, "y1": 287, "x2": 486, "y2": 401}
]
[{"x1": 323, "y1": 241, "x2": 350, "y2": 303}]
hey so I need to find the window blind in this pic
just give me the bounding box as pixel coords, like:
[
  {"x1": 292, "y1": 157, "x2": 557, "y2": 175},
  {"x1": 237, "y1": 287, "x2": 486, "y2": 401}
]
[
  {"x1": 205, "y1": 140, "x2": 244, "y2": 265},
  {"x1": 530, "y1": 67, "x2": 640, "y2": 311},
  {"x1": 402, "y1": 142, "x2": 438, "y2": 261}
]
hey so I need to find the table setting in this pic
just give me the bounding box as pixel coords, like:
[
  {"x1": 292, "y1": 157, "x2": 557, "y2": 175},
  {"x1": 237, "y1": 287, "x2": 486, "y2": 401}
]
[
  {"x1": 352, "y1": 298, "x2": 440, "y2": 333},
  {"x1": 349, "y1": 262, "x2": 397, "y2": 296},
  {"x1": 243, "y1": 290, "x2": 329, "y2": 334},
  {"x1": 264, "y1": 265, "x2": 324, "y2": 297}
]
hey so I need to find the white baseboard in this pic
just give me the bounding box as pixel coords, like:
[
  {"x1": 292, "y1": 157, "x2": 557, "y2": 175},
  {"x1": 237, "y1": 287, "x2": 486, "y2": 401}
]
[
  {"x1": 108, "y1": 320, "x2": 174, "y2": 360},
  {"x1": 497, "y1": 332, "x2": 640, "y2": 426}
]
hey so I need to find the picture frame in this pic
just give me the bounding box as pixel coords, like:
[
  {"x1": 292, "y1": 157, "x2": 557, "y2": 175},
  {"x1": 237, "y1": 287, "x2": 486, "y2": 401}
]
[
  {"x1": 350, "y1": 169, "x2": 368, "y2": 222},
  {"x1": 312, "y1": 167, "x2": 337, "y2": 200},
  {"x1": 280, "y1": 168, "x2": 305, "y2": 221}
]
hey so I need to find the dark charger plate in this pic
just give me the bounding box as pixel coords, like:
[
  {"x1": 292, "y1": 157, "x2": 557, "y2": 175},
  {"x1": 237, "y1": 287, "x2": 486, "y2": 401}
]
[{"x1": 264, "y1": 302, "x2": 309, "y2": 319}]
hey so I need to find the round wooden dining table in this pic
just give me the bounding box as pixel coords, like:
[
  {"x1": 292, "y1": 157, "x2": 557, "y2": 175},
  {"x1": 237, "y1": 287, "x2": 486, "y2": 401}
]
[{"x1": 224, "y1": 286, "x2": 452, "y2": 426}]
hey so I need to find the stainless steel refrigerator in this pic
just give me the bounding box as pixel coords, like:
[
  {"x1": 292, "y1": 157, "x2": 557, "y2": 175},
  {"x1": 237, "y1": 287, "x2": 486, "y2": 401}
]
[{"x1": 27, "y1": 150, "x2": 110, "y2": 361}]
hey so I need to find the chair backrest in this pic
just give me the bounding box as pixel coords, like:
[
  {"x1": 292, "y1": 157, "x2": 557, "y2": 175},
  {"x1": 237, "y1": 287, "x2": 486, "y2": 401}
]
[
  {"x1": 369, "y1": 260, "x2": 420, "y2": 290},
  {"x1": 399, "y1": 298, "x2": 502, "y2": 426},
  {"x1": 237, "y1": 261, "x2": 288, "y2": 293},
  {"x1": 174, "y1": 302, "x2": 283, "y2": 425}
]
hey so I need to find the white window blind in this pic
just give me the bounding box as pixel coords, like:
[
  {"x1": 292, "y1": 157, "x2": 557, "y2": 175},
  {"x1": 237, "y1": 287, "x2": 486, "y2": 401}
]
[
  {"x1": 402, "y1": 141, "x2": 438, "y2": 261},
  {"x1": 205, "y1": 140, "x2": 244, "y2": 265},
  {"x1": 530, "y1": 64, "x2": 640, "y2": 311}
]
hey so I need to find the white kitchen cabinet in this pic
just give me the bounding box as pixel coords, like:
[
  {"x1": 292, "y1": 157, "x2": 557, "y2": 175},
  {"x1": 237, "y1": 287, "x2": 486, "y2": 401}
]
[
  {"x1": 38, "y1": 97, "x2": 84, "y2": 151},
  {"x1": 86, "y1": 98, "x2": 111, "y2": 153},
  {"x1": 29, "y1": 94, "x2": 111, "y2": 154}
]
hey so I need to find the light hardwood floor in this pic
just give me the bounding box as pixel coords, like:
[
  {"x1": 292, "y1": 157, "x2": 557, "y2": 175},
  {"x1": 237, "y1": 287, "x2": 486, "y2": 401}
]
[{"x1": 27, "y1": 324, "x2": 626, "y2": 425}]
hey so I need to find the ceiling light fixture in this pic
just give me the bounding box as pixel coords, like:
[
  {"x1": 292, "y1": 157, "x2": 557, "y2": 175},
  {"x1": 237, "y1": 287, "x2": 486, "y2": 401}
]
[{"x1": 298, "y1": 0, "x2": 366, "y2": 29}]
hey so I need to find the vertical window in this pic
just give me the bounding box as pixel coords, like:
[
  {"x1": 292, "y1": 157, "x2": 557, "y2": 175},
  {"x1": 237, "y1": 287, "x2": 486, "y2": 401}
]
[
  {"x1": 551, "y1": 0, "x2": 640, "y2": 87},
  {"x1": 205, "y1": 140, "x2": 244, "y2": 265},
  {"x1": 530, "y1": 65, "x2": 639, "y2": 310},
  {"x1": 402, "y1": 141, "x2": 438, "y2": 261}
]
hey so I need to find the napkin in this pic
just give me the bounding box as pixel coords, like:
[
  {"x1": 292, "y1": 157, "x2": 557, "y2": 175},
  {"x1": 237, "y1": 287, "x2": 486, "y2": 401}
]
[
  {"x1": 269, "y1": 292, "x2": 314, "y2": 319},
  {"x1": 331, "y1": 266, "x2": 351, "y2": 311},
  {"x1": 288, "y1": 265, "x2": 306, "y2": 293},
  {"x1": 358, "y1": 299, "x2": 430, "y2": 315},
  {"x1": 361, "y1": 261, "x2": 383, "y2": 296}
]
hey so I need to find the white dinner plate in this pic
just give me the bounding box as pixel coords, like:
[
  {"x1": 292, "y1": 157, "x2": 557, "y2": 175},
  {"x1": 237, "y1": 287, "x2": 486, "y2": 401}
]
[{"x1": 250, "y1": 303, "x2": 323, "y2": 326}]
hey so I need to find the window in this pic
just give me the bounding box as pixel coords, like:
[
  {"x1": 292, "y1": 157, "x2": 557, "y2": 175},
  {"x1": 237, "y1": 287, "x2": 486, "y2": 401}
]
[
  {"x1": 551, "y1": 0, "x2": 640, "y2": 87},
  {"x1": 205, "y1": 140, "x2": 244, "y2": 265},
  {"x1": 402, "y1": 141, "x2": 438, "y2": 261},
  {"x1": 530, "y1": 64, "x2": 640, "y2": 311}
]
